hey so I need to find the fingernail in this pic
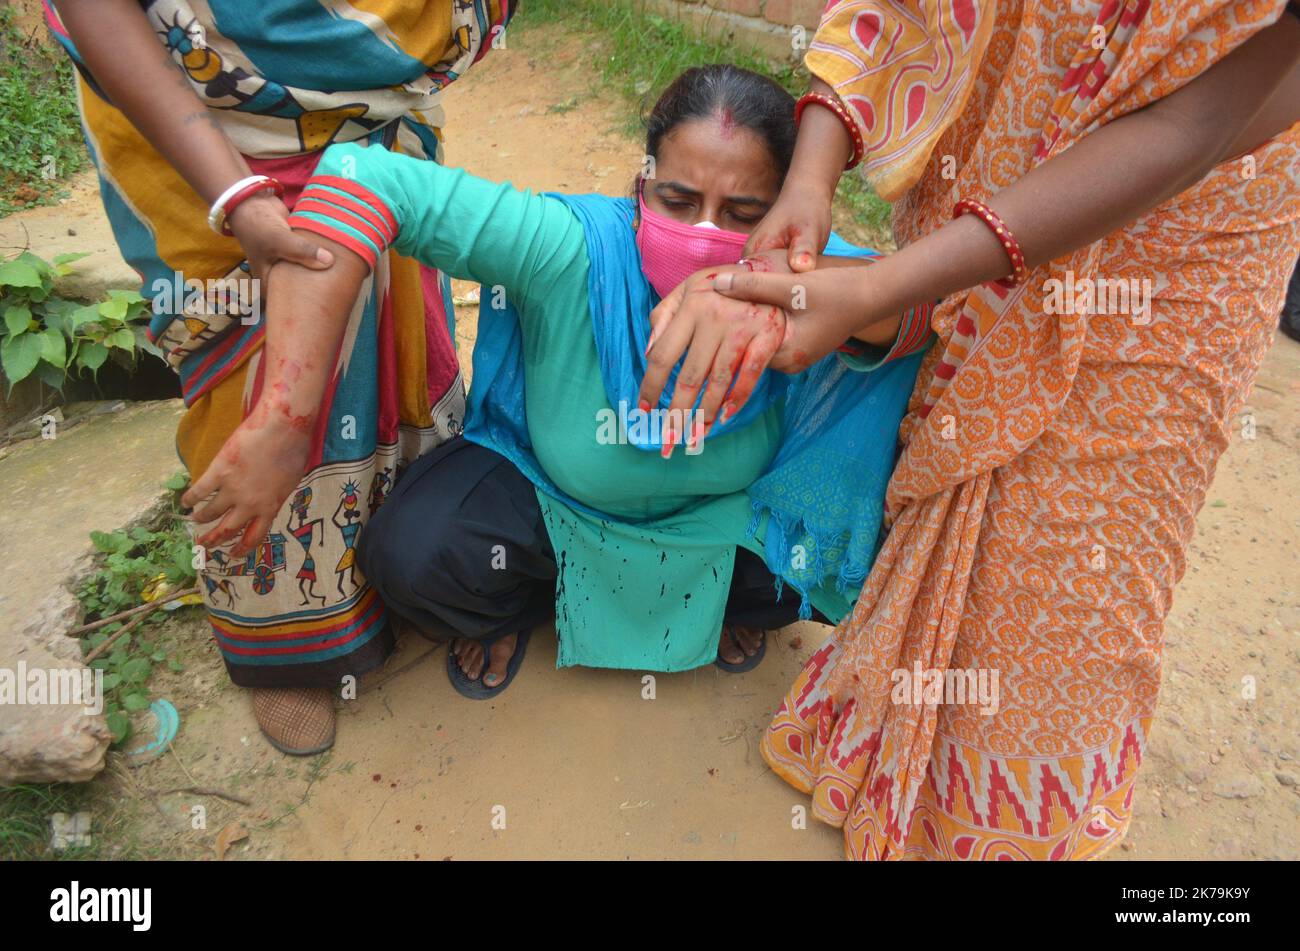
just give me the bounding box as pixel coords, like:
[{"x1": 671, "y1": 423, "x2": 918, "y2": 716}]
[
  {"x1": 661, "y1": 427, "x2": 675, "y2": 459},
  {"x1": 713, "y1": 273, "x2": 734, "y2": 292},
  {"x1": 638, "y1": 399, "x2": 650, "y2": 413},
  {"x1": 720, "y1": 402, "x2": 735, "y2": 424},
  {"x1": 798, "y1": 253, "x2": 812, "y2": 268}
]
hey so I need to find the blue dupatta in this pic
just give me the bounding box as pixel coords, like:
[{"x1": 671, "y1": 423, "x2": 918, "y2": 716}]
[{"x1": 464, "y1": 194, "x2": 925, "y2": 617}]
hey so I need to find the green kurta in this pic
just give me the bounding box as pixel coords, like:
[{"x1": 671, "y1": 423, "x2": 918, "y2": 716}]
[{"x1": 302, "y1": 143, "x2": 858, "y2": 670}]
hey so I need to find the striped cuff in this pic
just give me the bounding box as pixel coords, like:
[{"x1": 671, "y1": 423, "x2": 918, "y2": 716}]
[
  {"x1": 286, "y1": 175, "x2": 398, "y2": 270},
  {"x1": 837, "y1": 300, "x2": 935, "y2": 372}
]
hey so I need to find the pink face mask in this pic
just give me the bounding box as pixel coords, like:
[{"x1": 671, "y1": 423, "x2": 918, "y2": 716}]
[{"x1": 635, "y1": 187, "x2": 750, "y2": 298}]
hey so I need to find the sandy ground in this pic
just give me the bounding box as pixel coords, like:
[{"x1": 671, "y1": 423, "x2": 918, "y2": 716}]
[{"x1": 7, "y1": 23, "x2": 1298, "y2": 860}]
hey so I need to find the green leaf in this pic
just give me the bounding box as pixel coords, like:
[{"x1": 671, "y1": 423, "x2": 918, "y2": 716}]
[
  {"x1": 53, "y1": 252, "x2": 91, "y2": 266},
  {"x1": 100, "y1": 672, "x2": 121, "y2": 691},
  {"x1": 3, "y1": 304, "x2": 32, "y2": 336},
  {"x1": 90, "y1": 529, "x2": 130, "y2": 553},
  {"x1": 167, "y1": 658, "x2": 185, "y2": 673},
  {"x1": 68, "y1": 304, "x2": 101, "y2": 331},
  {"x1": 78, "y1": 341, "x2": 108, "y2": 371},
  {"x1": 1, "y1": 331, "x2": 42, "y2": 385},
  {"x1": 120, "y1": 656, "x2": 151, "y2": 684},
  {"x1": 122, "y1": 692, "x2": 151, "y2": 712},
  {"x1": 0, "y1": 259, "x2": 41, "y2": 289},
  {"x1": 38, "y1": 327, "x2": 66, "y2": 367},
  {"x1": 16, "y1": 253, "x2": 52, "y2": 281},
  {"x1": 98, "y1": 295, "x2": 129, "y2": 321},
  {"x1": 106, "y1": 710, "x2": 131, "y2": 745},
  {"x1": 107, "y1": 288, "x2": 145, "y2": 305},
  {"x1": 42, "y1": 310, "x2": 69, "y2": 338},
  {"x1": 108, "y1": 327, "x2": 136, "y2": 351},
  {"x1": 34, "y1": 359, "x2": 66, "y2": 390},
  {"x1": 164, "y1": 471, "x2": 190, "y2": 491}
]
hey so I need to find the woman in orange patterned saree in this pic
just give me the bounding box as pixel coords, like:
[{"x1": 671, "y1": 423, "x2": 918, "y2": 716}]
[{"x1": 643, "y1": 0, "x2": 1300, "y2": 859}]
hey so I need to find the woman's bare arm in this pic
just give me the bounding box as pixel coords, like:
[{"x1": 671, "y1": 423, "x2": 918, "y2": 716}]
[
  {"x1": 56, "y1": 0, "x2": 330, "y2": 278},
  {"x1": 183, "y1": 236, "x2": 366, "y2": 555},
  {"x1": 693, "y1": 13, "x2": 1300, "y2": 378},
  {"x1": 57, "y1": 0, "x2": 250, "y2": 203}
]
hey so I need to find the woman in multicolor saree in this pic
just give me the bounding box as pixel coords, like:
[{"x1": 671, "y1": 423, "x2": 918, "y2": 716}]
[
  {"x1": 644, "y1": 1, "x2": 1300, "y2": 858},
  {"x1": 48, "y1": 0, "x2": 512, "y2": 754}
]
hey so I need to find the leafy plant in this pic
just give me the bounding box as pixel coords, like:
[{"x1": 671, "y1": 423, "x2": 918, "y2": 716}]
[
  {"x1": 77, "y1": 472, "x2": 197, "y2": 745},
  {"x1": 0, "y1": 6, "x2": 87, "y2": 212},
  {"x1": 0, "y1": 250, "x2": 160, "y2": 394}
]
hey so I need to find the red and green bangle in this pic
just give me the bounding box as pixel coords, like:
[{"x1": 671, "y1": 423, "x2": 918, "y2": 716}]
[
  {"x1": 953, "y1": 197, "x2": 1028, "y2": 288},
  {"x1": 794, "y1": 91, "x2": 866, "y2": 171}
]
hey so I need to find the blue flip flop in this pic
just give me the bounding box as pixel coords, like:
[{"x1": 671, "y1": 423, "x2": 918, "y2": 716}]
[
  {"x1": 714, "y1": 627, "x2": 767, "y2": 673},
  {"x1": 447, "y1": 629, "x2": 531, "y2": 700}
]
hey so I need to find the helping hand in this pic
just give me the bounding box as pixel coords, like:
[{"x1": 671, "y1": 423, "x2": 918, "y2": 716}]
[
  {"x1": 711, "y1": 266, "x2": 881, "y2": 373},
  {"x1": 637, "y1": 250, "x2": 792, "y2": 453},
  {"x1": 227, "y1": 192, "x2": 334, "y2": 288},
  {"x1": 741, "y1": 179, "x2": 833, "y2": 274}
]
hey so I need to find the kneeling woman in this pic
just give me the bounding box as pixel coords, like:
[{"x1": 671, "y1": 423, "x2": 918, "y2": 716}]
[{"x1": 186, "y1": 66, "x2": 930, "y2": 697}]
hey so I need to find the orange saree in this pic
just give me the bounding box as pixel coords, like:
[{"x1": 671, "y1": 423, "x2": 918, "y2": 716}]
[{"x1": 762, "y1": 0, "x2": 1300, "y2": 859}]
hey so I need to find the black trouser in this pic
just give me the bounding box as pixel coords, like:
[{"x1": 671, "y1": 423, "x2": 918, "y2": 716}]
[{"x1": 357, "y1": 437, "x2": 821, "y2": 644}]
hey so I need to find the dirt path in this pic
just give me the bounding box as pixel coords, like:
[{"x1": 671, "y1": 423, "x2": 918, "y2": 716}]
[{"x1": 10, "y1": 23, "x2": 1298, "y2": 860}]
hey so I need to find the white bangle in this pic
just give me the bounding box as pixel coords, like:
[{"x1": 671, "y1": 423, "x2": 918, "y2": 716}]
[{"x1": 207, "y1": 175, "x2": 272, "y2": 235}]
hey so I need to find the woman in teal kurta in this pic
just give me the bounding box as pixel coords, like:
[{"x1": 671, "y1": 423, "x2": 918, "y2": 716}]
[{"x1": 193, "y1": 66, "x2": 931, "y2": 695}]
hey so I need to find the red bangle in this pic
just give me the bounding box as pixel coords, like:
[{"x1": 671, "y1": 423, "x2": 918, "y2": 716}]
[
  {"x1": 953, "y1": 197, "x2": 1028, "y2": 288},
  {"x1": 218, "y1": 177, "x2": 285, "y2": 236},
  {"x1": 795, "y1": 91, "x2": 865, "y2": 171}
]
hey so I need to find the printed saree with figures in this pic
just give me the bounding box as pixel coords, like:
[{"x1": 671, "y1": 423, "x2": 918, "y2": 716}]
[
  {"x1": 45, "y1": 0, "x2": 513, "y2": 686},
  {"x1": 761, "y1": 0, "x2": 1300, "y2": 859}
]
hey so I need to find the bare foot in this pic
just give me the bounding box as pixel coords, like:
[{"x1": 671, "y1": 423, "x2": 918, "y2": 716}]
[
  {"x1": 717, "y1": 626, "x2": 764, "y2": 665},
  {"x1": 452, "y1": 633, "x2": 520, "y2": 689}
]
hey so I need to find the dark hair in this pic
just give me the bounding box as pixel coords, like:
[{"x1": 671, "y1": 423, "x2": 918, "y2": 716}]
[{"x1": 644, "y1": 65, "x2": 796, "y2": 179}]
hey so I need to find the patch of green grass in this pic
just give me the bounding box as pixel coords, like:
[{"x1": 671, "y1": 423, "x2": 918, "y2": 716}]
[
  {"x1": 0, "y1": 8, "x2": 88, "y2": 215},
  {"x1": 512, "y1": 0, "x2": 892, "y2": 245},
  {"x1": 833, "y1": 170, "x2": 894, "y2": 249},
  {"x1": 0, "y1": 779, "x2": 177, "y2": 860},
  {"x1": 0, "y1": 783, "x2": 102, "y2": 860},
  {"x1": 516, "y1": 0, "x2": 796, "y2": 132}
]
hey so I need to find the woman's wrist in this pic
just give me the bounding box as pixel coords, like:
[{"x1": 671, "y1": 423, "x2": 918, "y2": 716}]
[
  {"x1": 226, "y1": 189, "x2": 284, "y2": 232},
  {"x1": 786, "y1": 122, "x2": 848, "y2": 201},
  {"x1": 839, "y1": 258, "x2": 910, "y2": 340},
  {"x1": 252, "y1": 383, "x2": 315, "y2": 434},
  {"x1": 785, "y1": 81, "x2": 850, "y2": 198}
]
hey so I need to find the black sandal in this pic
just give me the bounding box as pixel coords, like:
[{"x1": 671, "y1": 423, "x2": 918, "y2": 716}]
[
  {"x1": 447, "y1": 629, "x2": 532, "y2": 699},
  {"x1": 714, "y1": 627, "x2": 767, "y2": 673}
]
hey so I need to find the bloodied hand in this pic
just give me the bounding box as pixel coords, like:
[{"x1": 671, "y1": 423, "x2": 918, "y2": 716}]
[
  {"x1": 182, "y1": 386, "x2": 315, "y2": 559},
  {"x1": 636, "y1": 249, "x2": 792, "y2": 452}
]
